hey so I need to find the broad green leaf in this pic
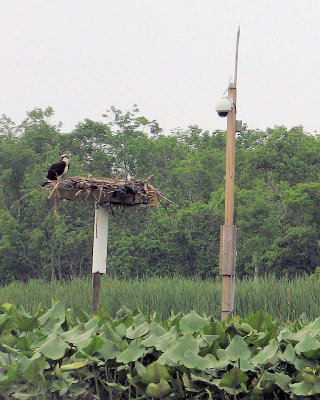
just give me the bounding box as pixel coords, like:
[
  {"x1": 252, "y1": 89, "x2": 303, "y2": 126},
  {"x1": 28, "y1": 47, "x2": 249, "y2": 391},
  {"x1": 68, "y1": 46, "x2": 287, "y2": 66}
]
[
  {"x1": 135, "y1": 360, "x2": 146, "y2": 375},
  {"x1": 146, "y1": 378, "x2": 171, "y2": 399},
  {"x1": 142, "y1": 326, "x2": 177, "y2": 351},
  {"x1": 295, "y1": 356, "x2": 319, "y2": 371},
  {"x1": 220, "y1": 367, "x2": 248, "y2": 390},
  {"x1": 200, "y1": 334, "x2": 219, "y2": 346},
  {"x1": 141, "y1": 361, "x2": 171, "y2": 384},
  {"x1": 0, "y1": 313, "x2": 10, "y2": 332},
  {"x1": 116, "y1": 339, "x2": 145, "y2": 363},
  {"x1": 38, "y1": 301, "x2": 66, "y2": 334},
  {"x1": 260, "y1": 371, "x2": 291, "y2": 392},
  {"x1": 84, "y1": 318, "x2": 99, "y2": 331},
  {"x1": 251, "y1": 339, "x2": 278, "y2": 366},
  {"x1": 237, "y1": 357, "x2": 255, "y2": 372},
  {"x1": 158, "y1": 334, "x2": 199, "y2": 364},
  {"x1": 82, "y1": 334, "x2": 104, "y2": 355},
  {"x1": 224, "y1": 335, "x2": 251, "y2": 360},
  {"x1": 16, "y1": 336, "x2": 32, "y2": 352},
  {"x1": 181, "y1": 350, "x2": 215, "y2": 370},
  {"x1": 179, "y1": 311, "x2": 210, "y2": 334},
  {"x1": 18, "y1": 354, "x2": 46, "y2": 382},
  {"x1": 37, "y1": 333, "x2": 69, "y2": 360},
  {"x1": 98, "y1": 338, "x2": 120, "y2": 361},
  {"x1": 282, "y1": 343, "x2": 296, "y2": 363},
  {"x1": 295, "y1": 333, "x2": 320, "y2": 358},
  {"x1": 69, "y1": 325, "x2": 98, "y2": 347},
  {"x1": 15, "y1": 307, "x2": 39, "y2": 331},
  {"x1": 115, "y1": 322, "x2": 127, "y2": 337},
  {"x1": 207, "y1": 350, "x2": 230, "y2": 369},
  {"x1": 243, "y1": 310, "x2": 275, "y2": 332},
  {"x1": 148, "y1": 322, "x2": 167, "y2": 336},
  {"x1": 102, "y1": 323, "x2": 122, "y2": 343},
  {"x1": 2, "y1": 364, "x2": 19, "y2": 384},
  {"x1": 277, "y1": 327, "x2": 292, "y2": 341},
  {"x1": 126, "y1": 322, "x2": 149, "y2": 339},
  {"x1": 0, "y1": 303, "x2": 13, "y2": 313},
  {"x1": 132, "y1": 311, "x2": 146, "y2": 326},
  {"x1": 301, "y1": 317, "x2": 320, "y2": 333},
  {"x1": 0, "y1": 332, "x2": 18, "y2": 347},
  {"x1": 50, "y1": 379, "x2": 69, "y2": 396},
  {"x1": 60, "y1": 324, "x2": 84, "y2": 342},
  {"x1": 289, "y1": 381, "x2": 318, "y2": 396}
]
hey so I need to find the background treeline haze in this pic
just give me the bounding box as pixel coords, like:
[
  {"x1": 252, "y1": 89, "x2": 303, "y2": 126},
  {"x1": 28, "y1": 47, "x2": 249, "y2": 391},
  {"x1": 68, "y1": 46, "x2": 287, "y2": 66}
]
[{"x1": 1, "y1": 106, "x2": 320, "y2": 284}]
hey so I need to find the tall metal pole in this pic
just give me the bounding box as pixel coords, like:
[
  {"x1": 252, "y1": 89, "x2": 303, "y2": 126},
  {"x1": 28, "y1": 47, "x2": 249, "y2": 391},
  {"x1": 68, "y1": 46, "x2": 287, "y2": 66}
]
[{"x1": 219, "y1": 28, "x2": 240, "y2": 321}]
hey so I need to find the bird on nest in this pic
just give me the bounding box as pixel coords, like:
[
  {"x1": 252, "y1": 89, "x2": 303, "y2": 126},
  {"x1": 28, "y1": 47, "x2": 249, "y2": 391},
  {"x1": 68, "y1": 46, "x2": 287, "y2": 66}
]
[{"x1": 41, "y1": 154, "x2": 71, "y2": 187}]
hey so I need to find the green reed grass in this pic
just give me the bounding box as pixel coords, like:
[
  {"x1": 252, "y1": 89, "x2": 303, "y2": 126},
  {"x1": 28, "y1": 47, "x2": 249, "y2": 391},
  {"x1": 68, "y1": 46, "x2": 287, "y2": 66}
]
[{"x1": 0, "y1": 275, "x2": 319, "y2": 321}]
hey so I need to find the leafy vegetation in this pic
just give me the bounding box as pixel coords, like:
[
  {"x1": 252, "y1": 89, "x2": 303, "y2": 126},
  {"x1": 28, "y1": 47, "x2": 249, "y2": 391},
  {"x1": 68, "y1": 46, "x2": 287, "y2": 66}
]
[
  {"x1": 3, "y1": 302, "x2": 320, "y2": 399},
  {"x1": 1, "y1": 107, "x2": 320, "y2": 282},
  {"x1": 1, "y1": 275, "x2": 320, "y2": 322}
]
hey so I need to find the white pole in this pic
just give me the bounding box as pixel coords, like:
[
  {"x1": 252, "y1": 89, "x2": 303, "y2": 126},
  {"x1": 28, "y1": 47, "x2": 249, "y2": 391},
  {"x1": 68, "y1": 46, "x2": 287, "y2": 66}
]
[
  {"x1": 92, "y1": 203, "x2": 109, "y2": 273},
  {"x1": 92, "y1": 203, "x2": 109, "y2": 311}
]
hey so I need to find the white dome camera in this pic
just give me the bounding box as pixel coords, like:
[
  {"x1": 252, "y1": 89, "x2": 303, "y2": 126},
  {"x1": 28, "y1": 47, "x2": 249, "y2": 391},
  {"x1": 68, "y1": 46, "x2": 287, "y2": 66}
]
[{"x1": 215, "y1": 96, "x2": 234, "y2": 117}]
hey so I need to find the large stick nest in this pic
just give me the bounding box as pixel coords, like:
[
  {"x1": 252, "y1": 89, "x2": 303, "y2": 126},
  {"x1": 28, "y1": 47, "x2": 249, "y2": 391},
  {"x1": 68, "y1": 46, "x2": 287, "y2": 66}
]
[{"x1": 42, "y1": 176, "x2": 161, "y2": 207}]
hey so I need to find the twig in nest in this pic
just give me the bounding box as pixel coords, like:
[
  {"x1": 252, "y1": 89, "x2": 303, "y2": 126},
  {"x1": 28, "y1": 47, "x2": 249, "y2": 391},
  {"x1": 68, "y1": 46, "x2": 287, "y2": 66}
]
[
  {"x1": 157, "y1": 191, "x2": 179, "y2": 208},
  {"x1": 48, "y1": 181, "x2": 62, "y2": 199},
  {"x1": 158, "y1": 199, "x2": 173, "y2": 220},
  {"x1": 143, "y1": 175, "x2": 154, "y2": 183}
]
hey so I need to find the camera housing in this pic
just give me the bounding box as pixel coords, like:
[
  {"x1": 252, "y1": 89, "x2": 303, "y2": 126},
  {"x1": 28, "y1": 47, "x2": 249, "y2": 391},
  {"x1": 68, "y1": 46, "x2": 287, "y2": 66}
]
[{"x1": 215, "y1": 96, "x2": 233, "y2": 117}]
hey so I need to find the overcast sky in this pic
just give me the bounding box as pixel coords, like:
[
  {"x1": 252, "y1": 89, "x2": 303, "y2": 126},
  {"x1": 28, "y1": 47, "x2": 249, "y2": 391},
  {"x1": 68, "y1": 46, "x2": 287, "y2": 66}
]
[{"x1": 1, "y1": 1, "x2": 320, "y2": 134}]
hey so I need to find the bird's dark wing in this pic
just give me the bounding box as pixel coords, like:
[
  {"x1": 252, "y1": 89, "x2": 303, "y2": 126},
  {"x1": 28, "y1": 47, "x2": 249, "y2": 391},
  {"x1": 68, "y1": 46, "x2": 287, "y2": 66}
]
[{"x1": 46, "y1": 161, "x2": 66, "y2": 180}]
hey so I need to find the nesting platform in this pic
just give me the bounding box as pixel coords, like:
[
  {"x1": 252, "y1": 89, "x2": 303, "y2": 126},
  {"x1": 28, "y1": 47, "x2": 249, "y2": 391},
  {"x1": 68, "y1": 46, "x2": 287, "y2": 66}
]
[{"x1": 41, "y1": 176, "x2": 160, "y2": 207}]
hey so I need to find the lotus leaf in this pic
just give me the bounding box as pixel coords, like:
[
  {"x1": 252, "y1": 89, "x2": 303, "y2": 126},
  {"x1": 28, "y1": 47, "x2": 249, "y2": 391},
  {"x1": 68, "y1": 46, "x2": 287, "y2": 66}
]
[
  {"x1": 251, "y1": 338, "x2": 278, "y2": 366},
  {"x1": 179, "y1": 311, "x2": 210, "y2": 335},
  {"x1": 224, "y1": 335, "x2": 251, "y2": 361},
  {"x1": 146, "y1": 378, "x2": 171, "y2": 399},
  {"x1": 116, "y1": 339, "x2": 145, "y2": 363},
  {"x1": 219, "y1": 367, "x2": 248, "y2": 392},
  {"x1": 38, "y1": 301, "x2": 66, "y2": 334},
  {"x1": 141, "y1": 361, "x2": 171, "y2": 384},
  {"x1": 295, "y1": 333, "x2": 320, "y2": 358},
  {"x1": 126, "y1": 321, "x2": 149, "y2": 339},
  {"x1": 37, "y1": 333, "x2": 69, "y2": 360}
]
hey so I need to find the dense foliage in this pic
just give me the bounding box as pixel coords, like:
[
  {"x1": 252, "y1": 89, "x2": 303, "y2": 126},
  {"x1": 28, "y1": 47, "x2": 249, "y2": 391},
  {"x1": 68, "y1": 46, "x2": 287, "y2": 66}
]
[
  {"x1": 3, "y1": 302, "x2": 320, "y2": 399},
  {"x1": 1, "y1": 106, "x2": 320, "y2": 283}
]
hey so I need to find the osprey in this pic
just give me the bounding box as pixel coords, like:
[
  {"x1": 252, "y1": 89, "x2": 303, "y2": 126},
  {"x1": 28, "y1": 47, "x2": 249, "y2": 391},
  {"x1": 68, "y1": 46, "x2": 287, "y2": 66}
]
[{"x1": 41, "y1": 154, "x2": 70, "y2": 186}]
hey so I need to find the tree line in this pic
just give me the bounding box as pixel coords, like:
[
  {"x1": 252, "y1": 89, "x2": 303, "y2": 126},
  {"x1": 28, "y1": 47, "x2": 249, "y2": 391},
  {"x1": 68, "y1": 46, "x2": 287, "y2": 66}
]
[{"x1": 1, "y1": 106, "x2": 320, "y2": 284}]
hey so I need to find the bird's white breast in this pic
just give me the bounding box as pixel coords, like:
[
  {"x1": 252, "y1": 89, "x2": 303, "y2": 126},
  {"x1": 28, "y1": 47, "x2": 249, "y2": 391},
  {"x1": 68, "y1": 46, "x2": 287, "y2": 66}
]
[{"x1": 62, "y1": 163, "x2": 69, "y2": 177}]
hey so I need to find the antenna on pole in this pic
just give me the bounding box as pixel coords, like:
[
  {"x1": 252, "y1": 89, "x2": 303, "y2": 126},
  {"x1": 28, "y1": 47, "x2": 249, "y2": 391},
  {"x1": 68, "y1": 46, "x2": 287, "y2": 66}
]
[{"x1": 234, "y1": 26, "x2": 240, "y2": 87}]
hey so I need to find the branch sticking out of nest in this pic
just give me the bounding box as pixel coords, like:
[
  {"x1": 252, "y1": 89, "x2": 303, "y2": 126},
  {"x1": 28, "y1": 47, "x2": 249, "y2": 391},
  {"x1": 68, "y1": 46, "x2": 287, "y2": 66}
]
[{"x1": 41, "y1": 176, "x2": 165, "y2": 208}]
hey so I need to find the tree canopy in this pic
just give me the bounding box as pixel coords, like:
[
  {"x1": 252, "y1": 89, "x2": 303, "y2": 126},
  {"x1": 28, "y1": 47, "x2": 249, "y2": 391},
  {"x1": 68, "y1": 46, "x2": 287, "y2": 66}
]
[{"x1": 1, "y1": 107, "x2": 319, "y2": 283}]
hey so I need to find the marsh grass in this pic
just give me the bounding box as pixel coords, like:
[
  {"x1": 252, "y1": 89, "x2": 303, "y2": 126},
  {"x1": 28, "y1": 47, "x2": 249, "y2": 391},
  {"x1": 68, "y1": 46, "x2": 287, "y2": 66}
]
[{"x1": 1, "y1": 275, "x2": 318, "y2": 321}]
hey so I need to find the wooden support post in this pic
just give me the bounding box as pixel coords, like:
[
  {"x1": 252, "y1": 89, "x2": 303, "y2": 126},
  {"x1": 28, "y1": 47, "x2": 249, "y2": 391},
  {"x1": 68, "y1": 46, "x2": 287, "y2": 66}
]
[
  {"x1": 92, "y1": 273, "x2": 102, "y2": 312},
  {"x1": 219, "y1": 28, "x2": 240, "y2": 321},
  {"x1": 92, "y1": 203, "x2": 109, "y2": 312},
  {"x1": 220, "y1": 84, "x2": 237, "y2": 321}
]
